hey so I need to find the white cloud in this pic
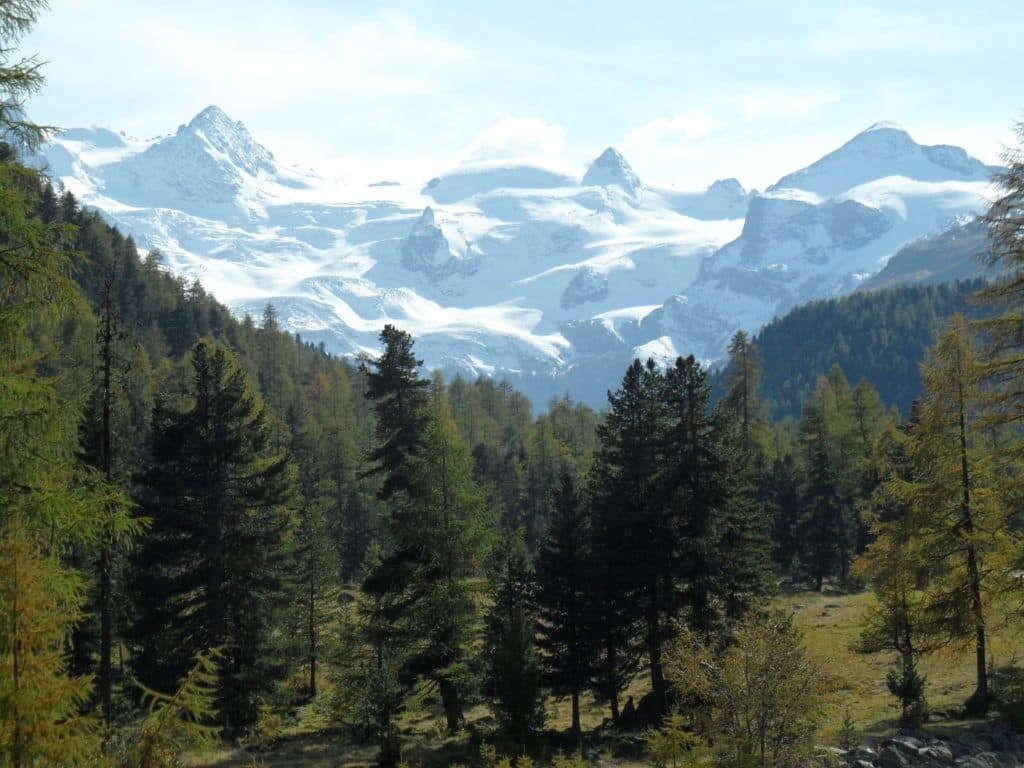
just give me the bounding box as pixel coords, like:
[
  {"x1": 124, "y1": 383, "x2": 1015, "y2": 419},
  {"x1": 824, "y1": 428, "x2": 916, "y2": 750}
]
[
  {"x1": 28, "y1": 2, "x2": 472, "y2": 136},
  {"x1": 742, "y1": 87, "x2": 841, "y2": 120},
  {"x1": 459, "y1": 117, "x2": 566, "y2": 165},
  {"x1": 623, "y1": 109, "x2": 721, "y2": 162},
  {"x1": 811, "y1": 7, "x2": 972, "y2": 55}
]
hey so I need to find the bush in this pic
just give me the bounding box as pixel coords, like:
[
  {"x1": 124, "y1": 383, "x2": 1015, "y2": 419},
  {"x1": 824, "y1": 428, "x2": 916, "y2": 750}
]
[{"x1": 663, "y1": 611, "x2": 830, "y2": 768}]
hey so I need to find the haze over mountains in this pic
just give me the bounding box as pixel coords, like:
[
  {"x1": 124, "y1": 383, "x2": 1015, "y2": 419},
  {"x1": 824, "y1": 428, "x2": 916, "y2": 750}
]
[{"x1": 39, "y1": 107, "x2": 997, "y2": 407}]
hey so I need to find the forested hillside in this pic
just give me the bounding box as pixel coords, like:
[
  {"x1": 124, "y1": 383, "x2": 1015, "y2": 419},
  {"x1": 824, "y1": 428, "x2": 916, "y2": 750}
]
[{"x1": 748, "y1": 279, "x2": 985, "y2": 419}]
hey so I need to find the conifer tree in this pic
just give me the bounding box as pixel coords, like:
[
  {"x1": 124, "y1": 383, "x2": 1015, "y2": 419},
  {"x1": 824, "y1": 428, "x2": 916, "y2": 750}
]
[
  {"x1": 361, "y1": 324, "x2": 431, "y2": 501},
  {"x1": 535, "y1": 471, "x2": 594, "y2": 742},
  {"x1": 899, "y1": 316, "x2": 1012, "y2": 714},
  {"x1": 292, "y1": 503, "x2": 338, "y2": 699},
  {"x1": 403, "y1": 396, "x2": 486, "y2": 733},
  {"x1": 720, "y1": 331, "x2": 768, "y2": 457},
  {"x1": 129, "y1": 339, "x2": 295, "y2": 729},
  {"x1": 0, "y1": 0, "x2": 51, "y2": 151},
  {"x1": 331, "y1": 544, "x2": 406, "y2": 766},
  {"x1": 0, "y1": 522, "x2": 96, "y2": 768},
  {"x1": 714, "y1": 338, "x2": 773, "y2": 622},
  {"x1": 587, "y1": 359, "x2": 659, "y2": 717},
  {"x1": 361, "y1": 331, "x2": 485, "y2": 735},
  {"x1": 795, "y1": 367, "x2": 866, "y2": 588},
  {"x1": 978, "y1": 119, "x2": 1024, "y2": 424},
  {"x1": 484, "y1": 529, "x2": 545, "y2": 752},
  {"x1": 0, "y1": 70, "x2": 126, "y2": 759}
]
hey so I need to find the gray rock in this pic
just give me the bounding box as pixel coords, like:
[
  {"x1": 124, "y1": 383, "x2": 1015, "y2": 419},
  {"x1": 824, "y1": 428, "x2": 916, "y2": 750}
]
[{"x1": 878, "y1": 745, "x2": 912, "y2": 768}]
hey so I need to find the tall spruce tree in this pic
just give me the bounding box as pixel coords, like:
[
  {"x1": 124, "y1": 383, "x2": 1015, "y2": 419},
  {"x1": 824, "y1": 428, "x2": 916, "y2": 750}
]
[
  {"x1": 714, "y1": 336, "x2": 773, "y2": 622},
  {"x1": 587, "y1": 359, "x2": 660, "y2": 717},
  {"x1": 402, "y1": 388, "x2": 486, "y2": 734},
  {"x1": 484, "y1": 528, "x2": 545, "y2": 752},
  {"x1": 361, "y1": 329, "x2": 484, "y2": 737},
  {"x1": 129, "y1": 339, "x2": 295, "y2": 729},
  {"x1": 795, "y1": 368, "x2": 863, "y2": 589},
  {"x1": 535, "y1": 471, "x2": 594, "y2": 742}
]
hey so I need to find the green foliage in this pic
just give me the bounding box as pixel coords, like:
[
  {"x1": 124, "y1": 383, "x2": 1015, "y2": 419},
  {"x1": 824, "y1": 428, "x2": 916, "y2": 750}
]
[
  {"x1": 535, "y1": 471, "x2": 595, "y2": 740},
  {"x1": 837, "y1": 708, "x2": 857, "y2": 751},
  {"x1": 330, "y1": 546, "x2": 407, "y2": 764},
  {"x1": 886, "y1": 654, "x2": 927, "y2": 726},
  {"x1": 645, "y1": 712, "x2": 707, "y2": 768},
  {"x1": 794, "y1": 367, "x2": 884, "y2": 589},
  {"x1": 665, "y1": 611, "x2": 830, "y2": 768},
  {"x1": 129, "y1": 340, "x2": 296, "y2": 728},
  {"x1": 0, "y1": 521, "x2": 97, "y2": 767},
  {"x1": 126, "y1": 650, "x2": 220, "y2": 768},
  {"x1": 0, "y1": 0, "x2": 51, "y2": 151},
  {"x1": 484, "y1": 529, "x2": 545, "y2": 751},
  {"x1": 745, "y1": 280, "x2": 984, "y2": 420}
]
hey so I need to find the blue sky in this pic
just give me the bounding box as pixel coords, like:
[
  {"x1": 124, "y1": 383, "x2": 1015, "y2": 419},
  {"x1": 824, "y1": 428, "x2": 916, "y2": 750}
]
[{"x1": 23, "y1": 0, "x2": 1024, "y2": 189}]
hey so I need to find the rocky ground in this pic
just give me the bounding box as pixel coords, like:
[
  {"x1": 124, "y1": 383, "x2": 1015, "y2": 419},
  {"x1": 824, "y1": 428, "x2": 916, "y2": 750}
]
[{"x1": 836, "y1": 724, "x2": 1024, "y2": 768}]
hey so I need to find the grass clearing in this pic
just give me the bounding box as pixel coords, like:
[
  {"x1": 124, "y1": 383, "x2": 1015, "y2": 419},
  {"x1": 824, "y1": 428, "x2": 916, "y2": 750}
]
[{"x1": 189, "y1": 588, "x2": 1024, "y2": 765}]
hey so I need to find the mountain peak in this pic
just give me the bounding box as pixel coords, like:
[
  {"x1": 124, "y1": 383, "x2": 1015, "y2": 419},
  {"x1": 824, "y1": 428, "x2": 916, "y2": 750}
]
[
  {"x1": 189, "y1": 104, "x2": 233, "y2": 126},
  {"x1": 175, "y1": 105, "x2": 275, "y2": 176},
  {"x1": 862, "y1": 120, "x2": 907, "y2": 134},
  {"x1": 583, "y1": 147, "x2": 642, "y2": 194},
  {"x1": 768, "y1": 121, "x2": 991, "y2": 197},
  {"x1": 415, "y1": 205, "x2": 437, "y2": 229}
]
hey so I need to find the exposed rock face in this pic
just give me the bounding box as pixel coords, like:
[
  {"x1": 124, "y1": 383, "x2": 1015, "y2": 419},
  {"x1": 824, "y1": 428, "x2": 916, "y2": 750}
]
[{"x1": 837, "y1": 725, "x2": 1024, "y2": 768}]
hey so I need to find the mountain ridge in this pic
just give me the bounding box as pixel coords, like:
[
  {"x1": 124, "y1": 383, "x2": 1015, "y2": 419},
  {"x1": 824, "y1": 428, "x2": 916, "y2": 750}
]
[{"x1": 38, "y1": 108, "x2": 998, "y2": 408}]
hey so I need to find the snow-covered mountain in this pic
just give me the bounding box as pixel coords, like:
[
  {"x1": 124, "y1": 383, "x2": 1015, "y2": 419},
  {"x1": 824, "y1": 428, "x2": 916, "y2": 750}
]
[{"x1": 37, "y1": 108, "x2": 998, "y2": 408}]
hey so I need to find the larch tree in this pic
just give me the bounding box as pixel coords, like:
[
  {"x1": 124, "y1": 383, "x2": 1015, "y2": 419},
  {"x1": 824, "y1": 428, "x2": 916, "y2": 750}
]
[
  {"x1": 0, "y1": 6, "x2": 130, "y2": 752},
  {"x1": 902, "y1": 316, "x2": 1013, "y2": 714}
]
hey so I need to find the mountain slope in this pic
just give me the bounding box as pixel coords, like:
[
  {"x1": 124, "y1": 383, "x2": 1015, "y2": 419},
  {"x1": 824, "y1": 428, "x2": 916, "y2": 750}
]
[
  {"x1": 747, "y1": 278, "x2": 986, "y2": 419},
  {"x1": 858, "y1": 218, "x2": 987, "y2": 291}
]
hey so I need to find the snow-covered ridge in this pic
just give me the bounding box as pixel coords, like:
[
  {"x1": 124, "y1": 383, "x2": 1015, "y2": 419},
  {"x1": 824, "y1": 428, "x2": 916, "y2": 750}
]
[{"x1": 36, "y1": 111, "x2": 998, "y2": 408}]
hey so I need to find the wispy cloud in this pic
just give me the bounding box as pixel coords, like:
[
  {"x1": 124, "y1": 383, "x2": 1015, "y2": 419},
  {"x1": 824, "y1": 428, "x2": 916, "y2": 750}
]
[
  {"x1": 459, "y1": 116, "x2": 565, "y2": 165},
  {"x1": 811, "y1": 7, "x2": 974, "y2": 55},
  {"x1": 623, "y1": 110, "x2": 721, "y2": 162},
  {"x1": 743, "y1": 87, "x2": 841, "y2": 120},
  {"x1": 30, "y1": 2, "x2": 472, "y2": 136}
]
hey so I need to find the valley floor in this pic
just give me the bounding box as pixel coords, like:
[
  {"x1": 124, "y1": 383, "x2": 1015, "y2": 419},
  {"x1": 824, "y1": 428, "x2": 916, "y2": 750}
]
[{"x1": 186, "y1": 588, "x2": 1024, "y2": 767}]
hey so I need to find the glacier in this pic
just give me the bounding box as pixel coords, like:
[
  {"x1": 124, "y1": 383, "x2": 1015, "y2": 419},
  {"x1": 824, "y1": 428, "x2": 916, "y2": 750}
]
[{"x1": 37, "y1": 107, "x2": 999, "y2": 408}]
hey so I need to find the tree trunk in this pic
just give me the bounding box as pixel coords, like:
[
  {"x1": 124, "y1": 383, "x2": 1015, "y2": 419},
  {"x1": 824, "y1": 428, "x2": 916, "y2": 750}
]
[
  {"x1": 570, "y1": 687, "x2": 581, "y2": 743},
  {"x1": 440, "y1": 678, "x2": 462, "y2": 734},
  {"x1": 308, "y1": 580, "x2": 317, "y2": 698},
  {"x1": 606, "y1": 637, "x2": 620, "y2": 724},
  {"x1": 99, "y1": 282, "x2": 115, "y2": 728},
  {"x1": 99, "y1": 545, "x2": 112, "y2": 726},
  {"x1": 957, "y1": 355, "x2": 988, "y2": 715},
  {"x1": 647, "y1": 599, "x2": 666, "y2": 718}
]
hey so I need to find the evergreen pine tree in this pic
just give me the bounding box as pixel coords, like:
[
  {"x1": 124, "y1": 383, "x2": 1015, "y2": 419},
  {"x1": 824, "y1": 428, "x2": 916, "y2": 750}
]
[
  {"x1": 484, "y1": 529, "x2": 545, "y2": 752},
  {"x1": 535, "y1": 471, "x2": 594, "y2": 742},
  {"x1": 129, "y1": 339, "x2": 295, "y2": 729},
  {"x1": 587, "y1": 359, "x2": 658, "y2": 719}
]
